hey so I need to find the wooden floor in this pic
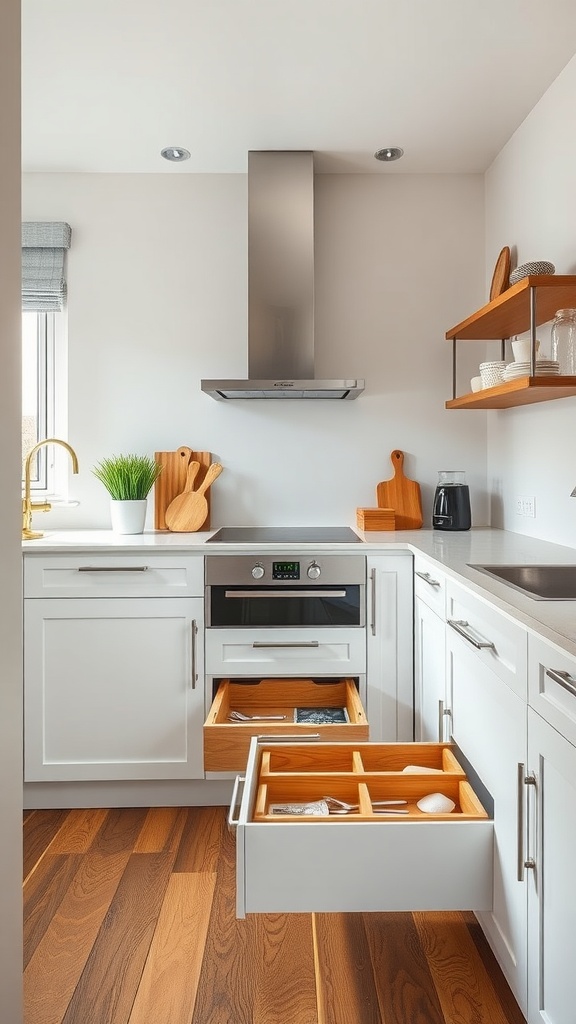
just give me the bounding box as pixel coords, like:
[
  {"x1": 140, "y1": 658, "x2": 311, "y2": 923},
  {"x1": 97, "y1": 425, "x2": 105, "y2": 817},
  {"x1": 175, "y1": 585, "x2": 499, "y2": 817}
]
[{"x1": 23, "y1": 806, "x2": 527, "y2": 1024}]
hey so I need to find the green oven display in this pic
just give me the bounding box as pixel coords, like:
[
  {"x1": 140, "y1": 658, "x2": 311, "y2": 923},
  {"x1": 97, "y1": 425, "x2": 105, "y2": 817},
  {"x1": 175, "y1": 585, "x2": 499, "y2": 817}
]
[{"x1": 272, "y1": 561, "x2": 300, "y2": 580}]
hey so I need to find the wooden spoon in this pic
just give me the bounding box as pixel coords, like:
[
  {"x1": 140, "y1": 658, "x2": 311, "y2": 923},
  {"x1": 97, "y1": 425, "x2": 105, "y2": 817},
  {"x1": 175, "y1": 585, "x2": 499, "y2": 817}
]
[{"x1": 165, "y1": 462, "x2": 223, "y2": 532}]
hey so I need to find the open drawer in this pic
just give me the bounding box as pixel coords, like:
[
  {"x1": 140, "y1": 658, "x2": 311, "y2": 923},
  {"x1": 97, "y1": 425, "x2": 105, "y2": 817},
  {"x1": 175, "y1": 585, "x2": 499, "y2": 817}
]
[
  {"x1": 231, "y1": 738, "x2": 494, "y2": 918},
  {"x1": 204, "y1": 678, "x2": 368, "y2": 772}
]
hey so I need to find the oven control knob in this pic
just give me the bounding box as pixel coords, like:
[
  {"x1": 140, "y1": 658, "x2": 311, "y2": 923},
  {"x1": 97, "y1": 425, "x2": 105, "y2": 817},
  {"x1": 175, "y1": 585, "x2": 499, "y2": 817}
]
[
  {"x1": 307, "y1": 561, "x2": 321, "y2": 580},
  {"x1": 251, "y1": 563, "x2": 265, "y2": 579}
]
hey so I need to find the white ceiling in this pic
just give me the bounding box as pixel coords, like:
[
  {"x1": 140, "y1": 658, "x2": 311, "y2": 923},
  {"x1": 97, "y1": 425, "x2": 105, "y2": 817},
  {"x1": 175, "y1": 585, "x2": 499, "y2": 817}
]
[{"x1": 22, "y1": 0, "x2": 576, "y2": 175}]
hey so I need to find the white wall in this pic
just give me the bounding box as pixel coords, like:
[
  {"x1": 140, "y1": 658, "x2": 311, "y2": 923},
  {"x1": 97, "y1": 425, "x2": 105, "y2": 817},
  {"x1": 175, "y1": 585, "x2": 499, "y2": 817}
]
[
  {"x1": 485, "y1": 54, "x2": 576, "y2": 546},
  {"x1": 23, "y1": 171, "x2": 489, "y2": 531},
  {"x1": 0, "y1": 0, "x2": 24, "y2": 1019}
]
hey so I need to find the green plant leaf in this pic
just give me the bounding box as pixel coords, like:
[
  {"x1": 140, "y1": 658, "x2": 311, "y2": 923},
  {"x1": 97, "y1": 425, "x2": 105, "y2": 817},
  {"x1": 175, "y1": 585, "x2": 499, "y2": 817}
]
[{"x1": 92, "y1": 454, "x2": 163, "y2": 500}]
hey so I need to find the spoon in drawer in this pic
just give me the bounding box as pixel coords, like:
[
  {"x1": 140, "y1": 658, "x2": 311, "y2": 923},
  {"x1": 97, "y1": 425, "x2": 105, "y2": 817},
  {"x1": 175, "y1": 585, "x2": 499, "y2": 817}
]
[
  {"x1": 228, "y1": 711, "x2": 287, "y2": 721},
  {"x1": 322, "y1": 796, "x2": 407, "y2": 812}
]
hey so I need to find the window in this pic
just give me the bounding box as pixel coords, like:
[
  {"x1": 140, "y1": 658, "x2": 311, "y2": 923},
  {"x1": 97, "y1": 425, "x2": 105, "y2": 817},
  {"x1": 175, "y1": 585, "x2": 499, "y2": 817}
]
[{"x1": 22, "y1": 309, "x2": 67, "y2": 496}]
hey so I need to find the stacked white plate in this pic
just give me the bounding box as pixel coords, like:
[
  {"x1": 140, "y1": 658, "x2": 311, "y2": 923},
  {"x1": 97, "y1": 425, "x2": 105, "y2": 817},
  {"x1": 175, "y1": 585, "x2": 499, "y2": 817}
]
[{"x1": 502, "y1": 360, "x2": 560, "y2": 381}]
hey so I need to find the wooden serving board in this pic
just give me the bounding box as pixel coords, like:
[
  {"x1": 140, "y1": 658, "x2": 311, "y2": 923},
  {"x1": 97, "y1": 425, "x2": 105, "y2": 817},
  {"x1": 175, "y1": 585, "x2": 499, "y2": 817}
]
[
  {"x1": 154, "y1": 446, "x2": 212, "y2": 530},
  {"x1": 376, "y1": 450, "x2": 423, "y2": 530}
]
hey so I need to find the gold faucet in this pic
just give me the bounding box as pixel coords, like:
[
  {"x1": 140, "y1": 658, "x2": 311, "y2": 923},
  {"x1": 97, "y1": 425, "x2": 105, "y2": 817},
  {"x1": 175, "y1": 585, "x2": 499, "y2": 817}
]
[{"x1": 22, "y1": 438, "x2": 79, "y2": 540}]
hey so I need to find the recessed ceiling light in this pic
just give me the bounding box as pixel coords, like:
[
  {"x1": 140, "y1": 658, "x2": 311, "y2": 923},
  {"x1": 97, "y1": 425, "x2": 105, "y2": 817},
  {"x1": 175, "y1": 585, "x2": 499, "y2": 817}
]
[
  {"x1": 374, "y1": 147, "x2": 404, "y2": 162},
  {"x1": 161, "y1": 147, "x2": 191, "y2": 162}
]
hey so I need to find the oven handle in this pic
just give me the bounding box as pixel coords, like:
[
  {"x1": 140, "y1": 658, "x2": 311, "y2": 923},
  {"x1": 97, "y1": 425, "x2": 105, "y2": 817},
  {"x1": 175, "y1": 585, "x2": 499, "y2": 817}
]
[{"x1": 224, "y1": 590, "x2": 347, "y2": 598}]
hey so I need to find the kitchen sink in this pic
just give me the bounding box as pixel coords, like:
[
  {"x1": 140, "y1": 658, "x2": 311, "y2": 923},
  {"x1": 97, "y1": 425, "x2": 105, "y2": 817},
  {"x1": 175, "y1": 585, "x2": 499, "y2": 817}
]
[{"x1": 468, "y1": 564, "x2": 576, "y2": 601}]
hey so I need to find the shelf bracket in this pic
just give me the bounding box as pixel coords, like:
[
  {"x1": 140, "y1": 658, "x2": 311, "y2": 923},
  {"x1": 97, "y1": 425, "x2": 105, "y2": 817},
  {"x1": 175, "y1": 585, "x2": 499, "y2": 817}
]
[
  {"x1": 452, "y1": 337, "x2": 457, "y2": 399},
  {"x1": 529, "y1": 285, "x2": 537, "y2": 376}
]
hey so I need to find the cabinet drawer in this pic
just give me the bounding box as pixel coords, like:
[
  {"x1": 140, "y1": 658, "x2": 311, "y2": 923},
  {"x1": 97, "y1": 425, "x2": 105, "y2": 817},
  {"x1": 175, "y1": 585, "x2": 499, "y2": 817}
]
[
  {"x1": 528, "y1": 633, "x2": 576, "y2": 746},
  {"x1": 232, "y1": 739, "x2": 493, "y2": 917},
  {"x1": 205, "y1": 628, "x2": 366, "y2": 677},
  {"x1": 414, "y1": 556, "x2": 446, "y2": 618},
  {"x1": 24, "y1": 554, "x2": 204, "y2": 598},
  {"x1": 204, "y1": 678, "x2": 368, "y2": 772},
  {"x1": 446, "y1": 581, "x2": 527, "y2": 700}
]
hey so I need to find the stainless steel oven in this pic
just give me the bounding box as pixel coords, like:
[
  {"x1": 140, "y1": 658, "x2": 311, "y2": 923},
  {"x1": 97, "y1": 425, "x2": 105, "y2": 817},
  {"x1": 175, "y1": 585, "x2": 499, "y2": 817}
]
[{"x1": 205, "y1": 554, "x2": 365, "y2": 629}]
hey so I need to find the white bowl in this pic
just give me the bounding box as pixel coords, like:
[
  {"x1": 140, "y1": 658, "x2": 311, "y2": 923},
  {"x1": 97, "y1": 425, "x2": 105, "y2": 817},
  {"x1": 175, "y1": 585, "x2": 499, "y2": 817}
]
[
  {"x1": 479, "y1": 360, "x2": 506, "y2": 388},
  {"x1": 509, "y1": 261, "x2": 555, "y2": 285},
  {"x1": 416, "y1": 793, "x2": 456, "y2": 814},
  {"x1": 470, "y1": 376, "x2": 482, "y2": 393}
]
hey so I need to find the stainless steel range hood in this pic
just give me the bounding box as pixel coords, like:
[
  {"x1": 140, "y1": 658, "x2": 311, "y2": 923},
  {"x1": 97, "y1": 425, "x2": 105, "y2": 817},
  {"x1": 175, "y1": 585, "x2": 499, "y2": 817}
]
[{"x1": 201, "y1": 151, "x2": 364, "y2": 401}]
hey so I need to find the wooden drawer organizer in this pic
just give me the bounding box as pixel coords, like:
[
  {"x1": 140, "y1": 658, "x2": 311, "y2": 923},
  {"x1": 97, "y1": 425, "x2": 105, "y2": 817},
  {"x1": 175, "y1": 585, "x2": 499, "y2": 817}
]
[
  {"x1": 204, "y1": 678, "x2": 368, "y2": 772},
  {"x1": 251, "y1": 741, "x2": 487, "y2": 822}
]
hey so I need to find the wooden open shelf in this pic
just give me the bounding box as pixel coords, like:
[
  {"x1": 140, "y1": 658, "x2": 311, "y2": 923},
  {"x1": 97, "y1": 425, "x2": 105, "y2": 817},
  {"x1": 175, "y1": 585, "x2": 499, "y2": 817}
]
[
  {"x1": 445, "y1": 275, "x2": 576, "y2": 409},
  {"x1": 446, "y1": 375, "x2": 576, "y2": 409}
]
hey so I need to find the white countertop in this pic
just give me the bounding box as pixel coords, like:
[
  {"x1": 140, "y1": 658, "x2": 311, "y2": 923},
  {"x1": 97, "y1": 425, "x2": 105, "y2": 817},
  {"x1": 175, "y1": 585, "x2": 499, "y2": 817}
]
[{"x1": 22, "y1": 526, "x2": 576, "y2": 657}]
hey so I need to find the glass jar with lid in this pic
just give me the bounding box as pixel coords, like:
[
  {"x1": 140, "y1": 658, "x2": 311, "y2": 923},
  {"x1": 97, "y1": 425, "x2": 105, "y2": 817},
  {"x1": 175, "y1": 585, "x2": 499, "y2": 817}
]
[{"x1": 551, "y1": 309, "x2": 576, "y2": 374}]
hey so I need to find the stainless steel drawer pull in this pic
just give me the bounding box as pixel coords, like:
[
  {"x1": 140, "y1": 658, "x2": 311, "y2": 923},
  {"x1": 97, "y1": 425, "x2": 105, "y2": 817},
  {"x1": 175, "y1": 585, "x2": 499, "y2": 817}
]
[
  {"x1": 252, "y1": 641, "x2": 320, "y2": 649},
  {"x1": 415, "y1": 571, "x2": 441, "y2": 587},
  {"x1": 77, "y1": 565, "x2": 149, "y2": 573},
  {"x1": 438, "y1": 699, "x2": 451, "y2": 742},
  {"x1": 447, "y1": 619, "x2": 495, "y2": 650},
  {"x1": 227, "y1": 775, "x2": 245, "y2": 827},
  {"x1": 224, "y1": 590, "x2": 346, "y2": 599},
  {"x1": 545, "y1": 667, "x2": 576, "y2": 698},
  {"x1": 370, "y1": 568, "x2": 376, "y2": 637}
]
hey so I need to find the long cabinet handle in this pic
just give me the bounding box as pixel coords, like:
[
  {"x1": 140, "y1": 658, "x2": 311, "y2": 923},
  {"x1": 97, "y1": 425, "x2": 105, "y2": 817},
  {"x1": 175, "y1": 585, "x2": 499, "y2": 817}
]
[
  {"x1": 77, "y1": 565, "x2": 149, "y2": 572},
  {"x1": 447, "y1": 619, "x2": 495, "y2": 651},
  {"x1": 252, "y1": 641, "x2": 320, "y2": 649},
  {"x1": 517, "y1": 763, "x2": 536, "y2": 881},
  {"x1": 224, "y1": 590, "x2": 346, "y2": 599},
  {"x1": 191, "y1": 619, "x2": 197, "y2": 689},
  {"x1": 370, "y1": 568, "x2": 376, "y2": 636},
  {"x1": 256, "y1": 733, "x2": 321, "y2": 743},
  {"x1": 545, "y1": 667, "x2": 576, "y2": 699},
  {"x1": 415, "y1": 571, "x2": 441, "y2": 588}
]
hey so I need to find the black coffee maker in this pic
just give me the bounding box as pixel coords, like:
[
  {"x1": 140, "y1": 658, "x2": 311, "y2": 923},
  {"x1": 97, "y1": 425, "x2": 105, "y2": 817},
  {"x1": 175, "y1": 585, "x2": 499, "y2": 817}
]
[{"x1": 432, "y1": 471, "x2": 471, "y2": 531}]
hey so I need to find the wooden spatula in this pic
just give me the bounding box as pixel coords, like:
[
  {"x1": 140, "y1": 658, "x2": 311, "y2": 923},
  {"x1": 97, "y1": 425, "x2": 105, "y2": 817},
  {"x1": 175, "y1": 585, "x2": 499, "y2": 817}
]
[
  {"x1": 376, "y1": 450, "x2": 423, "y2": 530},
  {"x1": 165, "y1": 462, "x2": 223, "y2": 532}
]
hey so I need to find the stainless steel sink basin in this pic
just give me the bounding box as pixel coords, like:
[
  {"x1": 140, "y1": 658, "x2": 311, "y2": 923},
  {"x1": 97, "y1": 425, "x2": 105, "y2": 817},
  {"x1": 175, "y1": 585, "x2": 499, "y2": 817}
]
[{"x1": 468, "y1": 564, "x2": 576, "y2": 601}]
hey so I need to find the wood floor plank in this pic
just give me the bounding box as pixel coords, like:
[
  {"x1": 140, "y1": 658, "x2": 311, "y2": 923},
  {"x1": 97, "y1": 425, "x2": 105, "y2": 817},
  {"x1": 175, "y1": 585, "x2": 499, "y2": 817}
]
[
  {"x1": 132, "y1": 806, "x2": 188, "y2": 854},
  {"x1": 90, "y1": 807, "x2": 149, "y2": 855},
  {"x1": 61, "y1": 852, "x2": 174, "y2": 1024},
  {"x1": 128, "y1": 872, "x2": 216, "y2": 1024},
  {"x1": 23, "y1": 853, "x2": 82, "y2": 969},
  {"x1": 464, "y1": 915, "x2": 527, "y2": 1024},
  {"x1": 172, "y1": 805, "x2": 225, "y2": 872},
  {"x1": 313, "y1": 913, "x2": 381, "y2": 1024},
  {"x1": 49, "y1": 808, "x2": 108, "y2": 853},
  {"x1": 23, "y1": 809, "x2": 68, "y2": 882},
  {"x1": 413, "y1": 911, "x2": 523, "y2": 1024},
  {"x1": 23, "y1": 848, "x2": 132, "y2": 1024},
  {"x1": 363, "y1": 911, "x2": 445, "y2": 1024},
  {"x1": 191, "y1": 812, "x2": 318, "y2": 1024}
]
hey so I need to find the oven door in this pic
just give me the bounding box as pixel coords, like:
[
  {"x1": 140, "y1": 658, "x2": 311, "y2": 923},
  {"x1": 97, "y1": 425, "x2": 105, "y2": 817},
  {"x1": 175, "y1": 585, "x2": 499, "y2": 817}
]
[{"x1": 206, "y1": 582, "x2": 364, "y2": 629}]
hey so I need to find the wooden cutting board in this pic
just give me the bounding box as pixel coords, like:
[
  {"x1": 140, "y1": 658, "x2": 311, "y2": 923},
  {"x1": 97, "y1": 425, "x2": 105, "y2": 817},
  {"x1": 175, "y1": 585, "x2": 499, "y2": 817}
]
[
  {"x1": 376, "y1": 450, "x2": 423, "y2": 530},
  {"x1": 154, "y1": 447, "x2": 213, "y2": 530}
]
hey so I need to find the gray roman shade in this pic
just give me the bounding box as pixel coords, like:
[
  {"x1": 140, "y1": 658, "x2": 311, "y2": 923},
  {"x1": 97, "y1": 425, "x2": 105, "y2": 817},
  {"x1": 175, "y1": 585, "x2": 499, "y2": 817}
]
[{"x1": 22, "y1": 221, "x2": 72, "y2": 311}]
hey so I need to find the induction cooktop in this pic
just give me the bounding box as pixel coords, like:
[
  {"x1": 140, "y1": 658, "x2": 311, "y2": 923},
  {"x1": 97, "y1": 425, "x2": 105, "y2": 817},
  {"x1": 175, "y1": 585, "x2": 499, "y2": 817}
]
[{"x1": 206, "y1": 526, "x2": 363, "y2": 544}]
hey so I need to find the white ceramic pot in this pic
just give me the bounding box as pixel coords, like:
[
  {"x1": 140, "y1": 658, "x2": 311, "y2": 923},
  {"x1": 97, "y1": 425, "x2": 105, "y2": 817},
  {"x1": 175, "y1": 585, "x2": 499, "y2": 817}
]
[{"x1": 110, "y1": 499, "x2": 147, "y2": 534}]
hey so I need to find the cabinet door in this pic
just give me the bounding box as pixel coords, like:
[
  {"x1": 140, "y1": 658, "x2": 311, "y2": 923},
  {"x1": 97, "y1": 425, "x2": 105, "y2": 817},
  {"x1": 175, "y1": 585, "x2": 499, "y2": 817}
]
[
  {"x1": 447, "y1": 632, "x2": 528, "y2": 1016},
  {"x1": 414, "y1": 597, "x2": 446, "y2": 742},
  {"x1": 24, "y1": 597, "x2": 204, "y2": 781},
  {"x1": 366, "y1": 554, "x2": 413, "y2": 742},
  {"x1": 527, "y1": 708, "x2": 576, "y2": 1024}
]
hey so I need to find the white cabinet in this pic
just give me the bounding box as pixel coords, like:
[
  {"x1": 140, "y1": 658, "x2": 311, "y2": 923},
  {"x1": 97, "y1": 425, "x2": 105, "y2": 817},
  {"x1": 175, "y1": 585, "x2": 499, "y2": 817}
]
[
  {"x1": 527, "y1": 707, "x2": 576, "y2": 1024},
  {"x1": 366, "y1": 553, "x2": 413, "y2": 742},
  {"x1": 446, "y1": 581, "x2": 528, "y2": 1017},
  {"x1": 24, "y1": 554, "x2": 205, "y2": 782},
  {"x1": 414, "y1": 556, "x2": 446, "y2": 742}
]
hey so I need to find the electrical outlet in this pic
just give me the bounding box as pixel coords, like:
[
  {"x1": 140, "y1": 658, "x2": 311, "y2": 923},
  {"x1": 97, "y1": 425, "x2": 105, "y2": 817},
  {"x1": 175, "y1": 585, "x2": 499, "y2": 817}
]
[
  {"x1": 515, "y1": 497, "x2": 524, "y2": 515},
  {"x1": 523, "y1": 496, "x2": 536, "y2": 518}
]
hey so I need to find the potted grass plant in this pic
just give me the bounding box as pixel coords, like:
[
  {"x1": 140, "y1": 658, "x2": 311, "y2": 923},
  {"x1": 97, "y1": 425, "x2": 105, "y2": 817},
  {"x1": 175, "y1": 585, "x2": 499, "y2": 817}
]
[{"x1": 92, "y1": 453, "x2": 163, "y2": 534}]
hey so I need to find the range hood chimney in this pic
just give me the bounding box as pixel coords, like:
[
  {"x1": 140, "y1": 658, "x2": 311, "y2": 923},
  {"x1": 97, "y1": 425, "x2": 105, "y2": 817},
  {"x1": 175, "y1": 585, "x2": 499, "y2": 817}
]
[{"x1": 201, "y1": 151, "x2": 364, "y2": 400}]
